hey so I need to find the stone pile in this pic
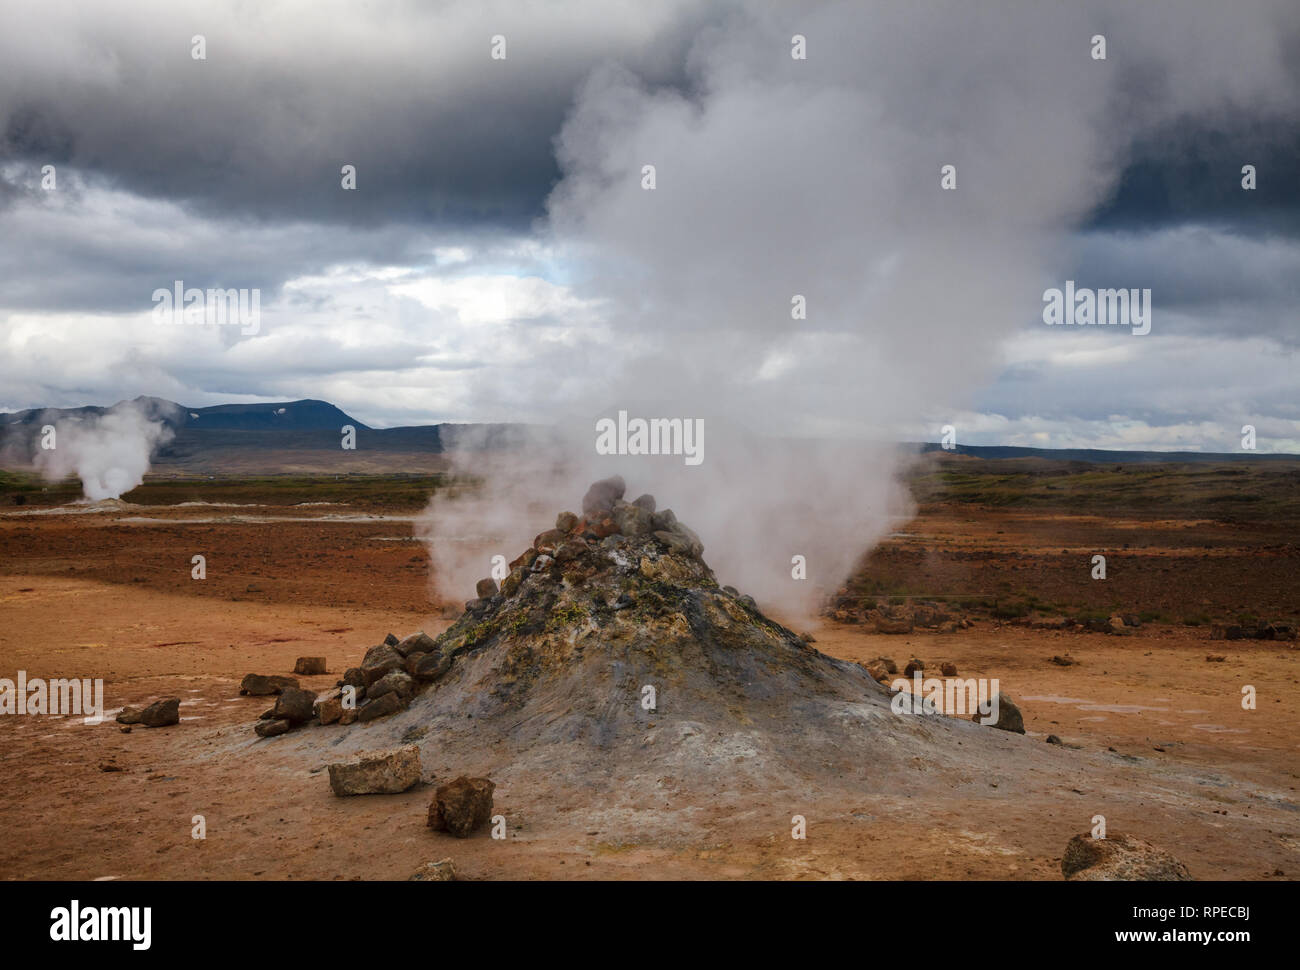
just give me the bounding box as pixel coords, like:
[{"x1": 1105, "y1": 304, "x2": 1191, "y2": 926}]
[{"x1": 248, "y1": 475, "x2": 720, "y2": 736}]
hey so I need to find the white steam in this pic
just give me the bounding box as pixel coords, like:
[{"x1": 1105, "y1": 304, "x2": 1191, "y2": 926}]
[
  {"x1": 34, "y1": 401, "x2": 173, "y2": 501},
  {"x1": 422, "y1": 1, "x2": 1300, "y2": 620}
]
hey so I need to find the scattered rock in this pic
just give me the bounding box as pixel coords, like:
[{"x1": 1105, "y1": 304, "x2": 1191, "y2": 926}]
[
  {"x1": 271, "y1": 687, "x2": 317, "y2": 725},
  {"x1": 1045, "y1": 734, "x2": 1062, "y2": 745},
  {"x1": 1050, "y1": 654, "x2": 1078, "y2": 667},
  {"x1": 427, "y1": 776, "x2": 496, "y2": 838},
  {"x1": 631, "y1": 493, "x2": 656, "y2": 514},
  {"x1": 317, "y1": 695, "x2": 344, "y2": 725},
  {"x1": 1061, "y1": 832, "x2": 1193, "y2": 881},
  {"x1": 239, "y1": 673, "x2": 299, "y2": 696},
  {"x1": 903, "y1": 659, "x2": 924, "y2": 678},
  {"x1": 293, "y1": 657, "x2": 327, "y2": 675},
  {"x1": 972, "y1": 692, "x2": 1025, "y2": 734},
  {"x1": 475, "y1": 577, "x2": 499, "y2": 599},
  {"x1": 1205, "y1": 654, "x2": 1226, "y2": 663},
  {"x1": 116, "y1": 698, "x2": 180, "y2": 728},
  {"x1": 1106, "y1": 615, "x2": 1132, "y2": 636},
  {"x1": 940, "y1": 662, "x2": 958, "y2": 677},
  {"x1": 410, "y1": 859, "x2": 458, "y2": 881},
  {"x1": 255, "y1": 718, "x2": 292, "y2": 738},
  {"x1": 327, "y1": 745, "x2": 422, "y2": 796}
]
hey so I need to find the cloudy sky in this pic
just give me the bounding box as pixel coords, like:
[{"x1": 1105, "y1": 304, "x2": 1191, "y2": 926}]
[{"x1": 1, "y1": 0, "x2": 1297, "y2": 452}]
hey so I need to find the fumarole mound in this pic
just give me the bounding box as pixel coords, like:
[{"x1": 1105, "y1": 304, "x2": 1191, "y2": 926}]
[{"x1": 265, "y1": 477, "x2": 1064, "y2": 838}]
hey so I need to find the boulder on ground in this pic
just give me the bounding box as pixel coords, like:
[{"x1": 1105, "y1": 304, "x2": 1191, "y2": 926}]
[
  {"x1": 410, "y1": 859, "x2": 458, "y2": 881},
  {"x1": 427, "y1": 776, "x2": 496, "y2": 838},
  {"x1": 239, "y1": 673, "x2": 299, "y2": 696},
  {"x1": 556, "y1": 511, "x2": 578, "y2": 532},
  {"x1": 475, "y1": 578, "x2": 499, "y2": 599},
  {"x1": 1107, "y1": 615, "x2": 1132, "y2": 636},
  {"x1": 327, "y1": 745, "x2": 422, "y2": 796},
  {"x1": 972, "y1": 692, "x2": 1025, "y2": 734},
  {"x1": 116, "y1": 697, "x2": 181, "y2": 728},
  {"x1": 940, "y1": 662, "x2": 958, "y2": 677},
  {"x1": 272, "y1": 687, "x2": 317, "y2": 725},
  {"x1": 383, "y1": 633, "x2": 399, "y2": 647},
  {"x1": 903, "y1": 659, "x2": 924, "y2": 677},
  {"x1": 1061, "y1": 832, "x2": 1192, "y2": 881},
  {"x1": 293, "y1": 657, "x2": 327, "y2": 675},
  {"x1": 1050, "y1": 654, "x2": 1078, "y2": 666}
]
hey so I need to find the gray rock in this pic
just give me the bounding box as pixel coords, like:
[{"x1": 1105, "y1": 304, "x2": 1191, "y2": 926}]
[
  {"x1": 116, "y1": 697, "x2": 181, "y2": 728},
  {"x1": 475, "y1": 577, "x2": 499, "y2": 599},
  {"x1": 394, "y1": 632, "x2": 436, "y2": 657},
  {"x1": 239, "y1": 673, "x2": 299, "y2": 696},
  {"x1": 409, "y1": 650, "x2": 454, "y2": 682},
  {"x1": 368, "y1": 669, "x2": 415, "y2": 702},
  {"x1": 361, "y1": 644, "x2": 405, "y2": 685},
  {"x1": 273, "y1": 687, "x2": 317, "y2": 724},
  {"x1": 255, "y1": 718, "x2": 292, "y2": 738},
  {"x1": 358, "y1": 691, "x2": 406, "y2": 722},
  {"x1": 972, "y1": 692, "x2": 1025, "y2": 733},
  {"x1": 327, "y1": 745, "x2": 422, "y2": 795},
  {"x1": 631, "y1": 493, "x2": 656, "y2": 514},
  {"x1": 555, "y1": 511, "x2": 578, "y2": 532},
  {"x1": 581, "y1": 476, "x2": 626, "y2": 518},
  {"x1": 612, "y1": 501, "x2": 654, "y2": 537}
]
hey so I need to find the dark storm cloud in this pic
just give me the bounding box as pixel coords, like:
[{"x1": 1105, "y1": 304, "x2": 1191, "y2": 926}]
[{"x1": 0, "y1": 0, "x2": 711, "y2": 228}]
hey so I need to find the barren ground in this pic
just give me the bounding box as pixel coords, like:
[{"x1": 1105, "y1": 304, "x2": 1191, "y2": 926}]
[{"x1": 0, "y1": 473, "x2": 1297, "y2": 880}]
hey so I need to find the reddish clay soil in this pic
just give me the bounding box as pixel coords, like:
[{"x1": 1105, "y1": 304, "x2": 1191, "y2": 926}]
[{"x1": 0, "y1": 499, "x2": 1296, "y2": 880}]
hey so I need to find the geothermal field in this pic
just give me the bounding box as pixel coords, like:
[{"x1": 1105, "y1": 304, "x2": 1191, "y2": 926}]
[{"x1": 1, "y1": 451, "x2": 1296, "y2": 883}]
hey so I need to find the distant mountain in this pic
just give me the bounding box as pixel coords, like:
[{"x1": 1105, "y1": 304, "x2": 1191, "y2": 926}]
[
  {"x1": 2, "y1": 398, "x2": 1294, "y2": 476},
  {"x1": 0, "y1": 397, "x2": 539, "y2": 475}
]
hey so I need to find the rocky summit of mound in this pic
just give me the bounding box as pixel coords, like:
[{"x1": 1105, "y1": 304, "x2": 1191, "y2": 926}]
[{"x1": 262, "y1": 477, "x2": 1079, "y2": 840}]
